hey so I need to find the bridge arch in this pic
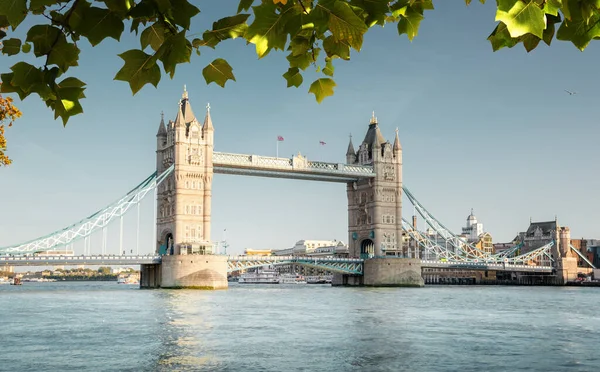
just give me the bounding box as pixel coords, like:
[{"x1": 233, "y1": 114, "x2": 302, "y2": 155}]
[
  {"x1": 360, "y1": 239, "x2": 374, "y2": 257},
  {"x1": 158, "y1": 230, "x2": 174, "y2": 255}
]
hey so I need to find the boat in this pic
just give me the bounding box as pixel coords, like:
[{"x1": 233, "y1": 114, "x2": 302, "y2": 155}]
[
  {"x1": 117, "y1": 274, "x2": 140, "y2": 284},
  {"x1": 305, "y1": 275, "x2": 333, "y2": 284},
  {"x1": 0, "y1": 277, "x2": 9, "y2": 285},
  {"x1": 10, "y1": 277, "x2": 22, "y2": 285},
  {"x1": 239, "y1": 267, "x2": 280, "y2": 284},
  {"x1": 279, "y1": 273, "x2": 307, "y2": 284}
]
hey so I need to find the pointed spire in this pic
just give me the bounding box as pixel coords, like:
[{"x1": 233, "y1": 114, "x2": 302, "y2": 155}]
[
  {"x1": 370, "y1": 111, "x2": 377, "y2": 124},
  {"x1": 157, "y1": 111, "x2": 167, "y2": 136},
  {"x1": 182, "y1": 84, "x2": 188, "y2": 99},
  {"x1": 175, "y1": 100, "x2": 185, "y2": 127},
  {"x1": 393, "y1": 127, "x2": 401, "y2": 151},
  {"x1": 346, "y1": 133, "x2": 355, "y2": 156},
  {"x1": 202, "y1": 102, "x2": 213, "y2": 130},
  {"x1": 373, "y1": 127, "x2": 382, "y2": 148}
]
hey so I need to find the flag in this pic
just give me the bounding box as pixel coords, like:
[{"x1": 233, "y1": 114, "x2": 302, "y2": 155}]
[
  {"x1": 277, "y1": 135, "x2": 284, "y2": 141},
  {"x1": 319, "y1": 141, "x2": 326, "y2": 145}
]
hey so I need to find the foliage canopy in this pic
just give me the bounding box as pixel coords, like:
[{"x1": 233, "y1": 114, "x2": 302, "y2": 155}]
[{"x1": 0, "y1": 0, "x2": 597, "y2": 163}]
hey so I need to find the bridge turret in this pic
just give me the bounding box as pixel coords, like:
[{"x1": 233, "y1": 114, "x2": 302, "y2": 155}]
[
  {"x1": 156, "y1": 112, "x2": 167, "y2": 173},
  {"x1": 346, "y1": 134, "x2": 356, "y2": 164}
]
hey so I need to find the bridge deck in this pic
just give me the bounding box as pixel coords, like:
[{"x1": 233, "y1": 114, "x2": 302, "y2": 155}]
[
  {"x1": 213, "y1": 152, "x2": 375, "y2": 182},
  {"x1": 0, "y1": 255, "x2": 161, "y2": 266},
  {"x1": 1, "y1": 255, "x2": 555, "y2": 274}
]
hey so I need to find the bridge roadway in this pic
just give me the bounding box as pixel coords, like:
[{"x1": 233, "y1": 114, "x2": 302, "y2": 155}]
[{"x1": 0, "y1": 255, "x2": 554, "y2": 274}]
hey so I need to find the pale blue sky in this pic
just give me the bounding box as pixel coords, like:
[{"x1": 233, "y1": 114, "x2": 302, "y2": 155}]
[{"x1": 1, "y1": 1, "x2": 599, "y2": 255}]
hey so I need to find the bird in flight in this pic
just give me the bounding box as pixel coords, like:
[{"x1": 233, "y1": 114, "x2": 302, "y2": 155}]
[{"x1": 564, "y1": 89, "x2": 577, "y2": 95}]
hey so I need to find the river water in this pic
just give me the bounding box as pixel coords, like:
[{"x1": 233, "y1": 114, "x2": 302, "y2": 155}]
[{"x1": 1, "y1": 282, "x2": 599, "y2": 371}]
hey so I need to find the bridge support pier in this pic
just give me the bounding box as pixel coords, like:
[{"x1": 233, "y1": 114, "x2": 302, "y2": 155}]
[
  {"x1": 556, "y1": 257, "x2": 579, "y2": 285},
  {"x1": 363, "y1": 258, "x2": 424, "y2": 287},
  {"x1": 141, "y1": 255, "x2": 228, "y2": 289},
  {"x1": 140, "y1": 264, "x2": 161, "y2": 288},
  {"x1": 333, "y1": 258, "x2": 424, "y2": 287}
]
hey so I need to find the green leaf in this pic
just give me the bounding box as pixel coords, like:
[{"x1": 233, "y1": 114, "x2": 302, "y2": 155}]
[
  {"x1": 202, "y1": 58, "x2": 236, "y2": 87},
  {"x1": 557, "y1": 14, "x2": 600, "y2": 51},
  {"x1": 26, "y1": 25, "x2": 62, "y2": 57},
  {"x1": 542, "y1": 13, "x2": 561, "y2": 46},
  {"x1": 397, "y1": 6, "x2": 424, "y2": 41},
  {"x1": 128, "y1": 0, "x2": 156, "y2": 19},
  {"x1": 543, "y1": 0, "x2": 561, "y2": 16},
  {"x1": 170, "y1": 0, "x2": 200, "y2": 30},
  {"x1": 141, "y1": 22, "x2": 169, "y2": 51},
  {"x1": 487, "y1": 21, "x2": 518, "y2": 51},
  {"x1": 0, "y1": 72, "x2": 27, "y2": 99},
  {"x1": 114, "y1": 49, "x2": 161, "y2": 94},
  {"x1": 29, "y1": 0, "x2": 56, "y2": 14},
  {"x1": 202, "y1": 14, "x2": 250, "y2": 48},
  {"x1": 282, "y1": 67, "x2": 303, "y2": 88},
  {"x1": 286, "y1": 48, "x2": 320, "y2": 70},
  {"x1": 350, "y1": 0, "x2": 391, "y2": 27},
  {"x1": 246, "y1": 2, "x2": 295, "y2": 58},
  {"x1": 237, "y1": 0, "x2": 254, "y2": 13},
  {"x1": 0, "y1": 0, "x2": 27, "y2": 29},
  {"x1": 316, "y1": 0, "x2": 369, "y2": 51},
  {"x1": 21, "y1": 42, "x2": 31, "y2": 53},
  {"x1": 9, "y1": 62, "x2": 44, "y2": 94},
  {"x1": 157, "y1": 31, "x2": 192, "y2": 78},
  {"x1": 323, "y1": 35, "x2": 350, "y2": 59},
  {"x1": 77, "y1": 7, "x2": 125, "y2": 46},
  {"x1": 1, "y1": 38, "x2": 21, "y2": 56},
  {"x1": 67, "y1": 0, "x2": 91, "y2": 31},
  {"x1": 289, "y1": 37, "x2": 310, "y2": 56},
  {"x1": 102, "y1": 0, "x2": 135, "y2": 16},
  {"x1": 521, "y1": 33, "x2": 541, "y2": 51},
  {"x1": 322, "y1": 58, "x2": 334, "y2": 76},
  {"x1": 495, "y1": 0, "x2": 546, "y2": 39},
  {"x1": 47, "y1": 38, "x2": 80, "y2": 72},
  {"x1": 309, "y1": 78, "x2": 336, "y2": 103},
  {"x1": 50, "y1": 77, "x2": 87, "y2": 125}
]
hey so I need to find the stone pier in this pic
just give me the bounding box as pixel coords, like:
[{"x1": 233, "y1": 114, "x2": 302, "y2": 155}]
[
  {"x1": 140, "y1": 255, "x2": 228, "y2": 289},
  {"x1": 332, "y1": 258, "x2": 424, "y2": 287}
]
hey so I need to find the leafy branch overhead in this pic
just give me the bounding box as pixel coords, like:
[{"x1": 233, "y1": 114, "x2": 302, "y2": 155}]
[{"x1": 0, "y1": 0, "x2": 598, "y2": 126}]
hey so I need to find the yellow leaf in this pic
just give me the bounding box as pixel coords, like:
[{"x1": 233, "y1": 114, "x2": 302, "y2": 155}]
[{"x1": 273, "y1": 0, "x2": 287, "y2": 4}]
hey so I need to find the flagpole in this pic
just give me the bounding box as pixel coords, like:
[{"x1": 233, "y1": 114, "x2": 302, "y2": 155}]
[{"x1": 276, "y1": 139, "x2": 279, "y2": 158}]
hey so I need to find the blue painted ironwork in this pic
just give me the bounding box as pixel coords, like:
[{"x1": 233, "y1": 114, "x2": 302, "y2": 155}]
[
  {"x1": 0, "y1": 166, "x2": 174, "y2": 254},
  {"x1": 570, "y1": 244, "x2": 596, "y2": 268},
  {"x1": 227, "y1": 255, "x2": 364, "y2": 275}
]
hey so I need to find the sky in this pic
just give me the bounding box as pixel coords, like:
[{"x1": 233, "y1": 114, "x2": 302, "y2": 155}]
[{"x1": 1, "y1": 1, "x2": 600, "y2": 256}]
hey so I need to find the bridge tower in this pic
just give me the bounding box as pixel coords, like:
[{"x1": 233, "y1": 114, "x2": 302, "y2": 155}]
[
  {"x1": 341, "y1": 113, "x2": 423, "y2": 287},
  {"x1": 346, "y1": 113, "x2": 403, "y2": 258},
  {"x1": 156, "y1": 87, "x2": 214, "y2": 255},
  {"x1": 143, "y1": 87, "x2": 226, "y2": 289}
]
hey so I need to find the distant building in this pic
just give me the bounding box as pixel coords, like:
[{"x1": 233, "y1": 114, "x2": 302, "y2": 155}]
[
  {"x1": 290, "y1": 240, "x2": 341, "y2": 255},
  {"x1": 243, "y1": 249, "x2": 274, "y2": 256},
  {"x1": 516, "y1": 219, "x2": 557, "y2": 255},
  {"x1": 461, "y1": 209, "x2": 484, "y2": 242},
  {"x1": 475, "y1": 232, "x2": 494, "y2": 255}
]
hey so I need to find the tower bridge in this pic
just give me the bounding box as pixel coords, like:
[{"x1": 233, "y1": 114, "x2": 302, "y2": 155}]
[{"x1": 1, "y1": 87, "x2": 594, "y2": 288}]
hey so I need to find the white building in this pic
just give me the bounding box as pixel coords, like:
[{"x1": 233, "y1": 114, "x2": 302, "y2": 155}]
[
  {"x1": 291, "y1": 240, "x2": 341, "y2": 255},
  {"x1": 461, "y1": 209, "x2": 483, "y2": 242}
]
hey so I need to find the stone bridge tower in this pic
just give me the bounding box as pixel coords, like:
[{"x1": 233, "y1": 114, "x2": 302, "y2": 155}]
[
  {"x1": 346, "y1": 113, "x2": 403, "y2": 258},
  {"x1": 155, "y1": 87, "x2": 214, "y2": 256}
]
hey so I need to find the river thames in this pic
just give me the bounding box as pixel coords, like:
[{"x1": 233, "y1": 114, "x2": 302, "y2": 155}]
[{"x1": 1, "y1": 282, "x2": 599, "y2": 371}]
